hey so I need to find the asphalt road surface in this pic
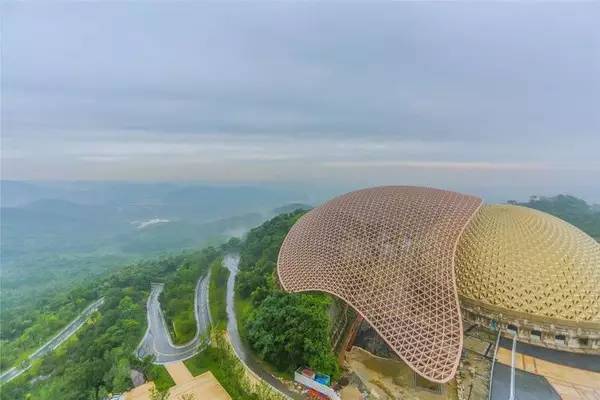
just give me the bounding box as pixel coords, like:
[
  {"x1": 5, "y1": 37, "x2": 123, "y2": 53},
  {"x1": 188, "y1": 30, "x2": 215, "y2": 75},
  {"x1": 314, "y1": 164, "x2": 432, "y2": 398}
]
[
  {"x1": 499, "y1": 337, "x2": 600, "y2": 372},
  {"x1": 137, "y1": 273, "x2": 210, "y2": 364},
  {"x1": 0, "y1": 297, "x2": 105, "y2": 384},
  {"x1": 491, "y1": 363, "x2": 560, "y2": 400},
  {"x1": 224, "y1": 254, "x2": 301, "y2": 400}
]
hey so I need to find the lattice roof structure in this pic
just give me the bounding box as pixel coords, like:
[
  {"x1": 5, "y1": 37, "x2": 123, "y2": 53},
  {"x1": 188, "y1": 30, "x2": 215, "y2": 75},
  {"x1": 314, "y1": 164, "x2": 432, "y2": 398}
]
[
  {"x1": 456, "y1": 204, "x2": 600, "y2": 324},
  {"x1": 277, "y1": 186, "x2": 482, "y2": 383}
]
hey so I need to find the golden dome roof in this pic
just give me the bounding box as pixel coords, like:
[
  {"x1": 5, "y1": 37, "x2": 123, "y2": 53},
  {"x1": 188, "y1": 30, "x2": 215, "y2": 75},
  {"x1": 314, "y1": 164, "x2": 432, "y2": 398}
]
[{"x1": 456, "y1": 204, "x2": 600, "y2": 323}]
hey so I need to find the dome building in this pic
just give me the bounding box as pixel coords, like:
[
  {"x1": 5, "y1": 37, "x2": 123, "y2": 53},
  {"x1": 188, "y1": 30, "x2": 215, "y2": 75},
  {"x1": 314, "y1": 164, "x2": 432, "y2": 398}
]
[
  {"x1": 456, "y1": 204, "x2": 600, "y2": 351},
  {"x1": 276, "y1": 186, "x2": 600, "y2": 384}
]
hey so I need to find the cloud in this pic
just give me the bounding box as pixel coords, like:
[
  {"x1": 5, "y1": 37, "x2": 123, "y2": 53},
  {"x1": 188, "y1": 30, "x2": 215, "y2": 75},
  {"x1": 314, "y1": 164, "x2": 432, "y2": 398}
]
[
  {"x1": 321, "y1": 161, "x2": 551, "y2": 171},
  {"x1": 1, "y1": 2, "x2": 599, "y2": 201},
  {"x1": 78, "y1": 156, "x2": 130, "y2": 163},
  {"x1": 4, "y1": 130, "x2": 594, "y2": 177}
]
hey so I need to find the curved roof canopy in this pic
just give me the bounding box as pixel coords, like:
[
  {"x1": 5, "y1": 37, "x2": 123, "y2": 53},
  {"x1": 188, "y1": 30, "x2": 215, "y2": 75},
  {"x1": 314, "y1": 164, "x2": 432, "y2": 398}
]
[
  {"x1": 456, "y1": 204, "x2": 600, "y2": 324},
  {"x1": 277, "y1": 186, "x2": 482, "y2": 383}
]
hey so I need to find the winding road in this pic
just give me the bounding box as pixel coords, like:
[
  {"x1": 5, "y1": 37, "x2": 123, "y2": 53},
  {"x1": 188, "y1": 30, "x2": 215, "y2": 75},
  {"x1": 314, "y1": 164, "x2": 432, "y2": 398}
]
[
  {"x1": 223, "y1": 254, "x2": 301, "y2": 400},
  {"x1": 136, "y1": 272, "x2": 211, "y2": 364},
  {"x1": 0, "y1": 297, "x2": 105, "y2": 384},
  {"x1": 136, "y1": 255, "x2": 300, "y2": 397}
]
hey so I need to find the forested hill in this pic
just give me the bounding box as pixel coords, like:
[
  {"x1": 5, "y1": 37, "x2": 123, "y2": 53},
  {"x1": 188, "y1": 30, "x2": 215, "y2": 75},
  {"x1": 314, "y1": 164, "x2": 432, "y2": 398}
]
[
  {"x1": 511, "y1": 195, "x2": 600, "y2": 240},
  {"x1": 0, "y1": 181, "x2": 305, "y2": 342},
  {"x1": 235, "y1": 210, "x2": 340, "y2": 378},
  {"x1": 0, "y1": 250, "x2": 214, "y2": 399}
]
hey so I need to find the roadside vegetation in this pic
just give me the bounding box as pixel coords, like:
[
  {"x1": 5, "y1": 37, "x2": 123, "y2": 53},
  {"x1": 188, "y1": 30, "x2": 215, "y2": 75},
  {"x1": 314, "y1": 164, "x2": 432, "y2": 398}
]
[
  {"x1": 0, "y1": 285, "x2": 98, "y2": 371},
  {"x1": 235, "y1": 210, "x2": 340, "y2": 378},
  {"x1": 3, "y1": 194, "x2": 598, "y2": 399},
  {"x1": 184, "y1": 236, "x2": 285, "y2": 400},
  {"x1": 1, "y1": 181, "x2": 277, "y2": 325},
  {"x1": 160, "y1": 248, "x2": 220, "y2": 344},
  {"x1": 0, "y1": 253, "x2": 134, "y2": 344},
  {"x1": 0, "y1": 254, "x2": 190, "y2": 399},
  {"x1": 208, "y1": 258, "x2": 230, "y2": 329},
  {"x1": 185, "y1": 330, "x2": 285, "y2": 400}
]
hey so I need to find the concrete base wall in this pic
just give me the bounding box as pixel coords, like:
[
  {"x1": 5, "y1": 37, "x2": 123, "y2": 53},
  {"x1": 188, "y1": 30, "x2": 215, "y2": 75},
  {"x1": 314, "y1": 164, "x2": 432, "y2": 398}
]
[{"x1": 461, "y1": 304, "x2": 600, "y2": 354}]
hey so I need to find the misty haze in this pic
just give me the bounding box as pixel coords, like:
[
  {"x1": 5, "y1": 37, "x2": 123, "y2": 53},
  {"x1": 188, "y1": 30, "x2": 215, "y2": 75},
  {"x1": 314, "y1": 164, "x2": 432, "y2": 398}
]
[{"x1": 1, "y1": 2, "x2": 599, "y2": 400}]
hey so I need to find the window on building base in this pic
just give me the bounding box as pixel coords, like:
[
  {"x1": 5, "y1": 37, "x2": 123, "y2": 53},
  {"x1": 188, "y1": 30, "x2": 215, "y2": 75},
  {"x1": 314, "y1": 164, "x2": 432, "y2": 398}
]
[
  {"x1": 578, "y1": 337, "x2": 589, "y2": 347},
  {"x1": 531, "y1": 330, "x2": 542, "y2": 341},
  {"x1": 555, "y1": 334, "x2": 567, "y2": 345},
  {"x1": 507, "y1": 324, "x2": 518, "y2": 335}
]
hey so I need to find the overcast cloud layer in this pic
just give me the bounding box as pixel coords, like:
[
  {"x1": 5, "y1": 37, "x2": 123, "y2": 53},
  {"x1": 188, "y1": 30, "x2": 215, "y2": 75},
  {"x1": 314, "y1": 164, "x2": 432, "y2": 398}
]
[{"x1": 2, "y1": 2, "x2": 599, "y2": 201}]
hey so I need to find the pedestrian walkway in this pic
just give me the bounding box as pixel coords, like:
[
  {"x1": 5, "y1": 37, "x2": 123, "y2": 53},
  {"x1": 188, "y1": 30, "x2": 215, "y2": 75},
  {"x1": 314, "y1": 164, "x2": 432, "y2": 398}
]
[
  {"x1": 123, "y1": 361, "x2": 231, "y2": 400},
  {"x1": 165, "y1": 361, "x2": 194, "y2": 385},
  {"x1": 168, "y1": 371, "x2": 231, "y2": 400},
  {"x1": 496, "y1": 347, "x2": 600, "y2": 399},
  {"x1": 125, "y1": 382, "x2": 156, "y2": 400}
]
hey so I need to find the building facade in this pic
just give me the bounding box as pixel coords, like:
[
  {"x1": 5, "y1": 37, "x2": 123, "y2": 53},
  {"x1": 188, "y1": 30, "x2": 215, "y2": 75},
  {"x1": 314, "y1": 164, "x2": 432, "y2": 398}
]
[{"x1": 277, "y1": 186, "x2": 600, "y2": 384}]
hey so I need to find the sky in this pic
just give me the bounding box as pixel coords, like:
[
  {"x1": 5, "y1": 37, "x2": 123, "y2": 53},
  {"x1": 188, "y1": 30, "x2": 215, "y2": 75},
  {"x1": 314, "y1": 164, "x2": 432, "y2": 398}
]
[{"x1": 2, "y1": 2, "x2": 599, "y2": 202}]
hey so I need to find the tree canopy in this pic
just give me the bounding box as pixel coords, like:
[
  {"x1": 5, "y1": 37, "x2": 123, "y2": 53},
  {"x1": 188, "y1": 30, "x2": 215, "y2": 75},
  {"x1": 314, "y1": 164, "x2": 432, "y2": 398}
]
[{"x1": 236, "y1": 210, "x2": 339, "y2": 377}]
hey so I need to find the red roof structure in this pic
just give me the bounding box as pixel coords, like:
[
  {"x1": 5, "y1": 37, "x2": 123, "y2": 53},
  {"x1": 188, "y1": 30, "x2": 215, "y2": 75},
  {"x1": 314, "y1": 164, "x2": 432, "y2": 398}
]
[{"x1": 277, "y1": 186, "x2": 482, "y2": 383}]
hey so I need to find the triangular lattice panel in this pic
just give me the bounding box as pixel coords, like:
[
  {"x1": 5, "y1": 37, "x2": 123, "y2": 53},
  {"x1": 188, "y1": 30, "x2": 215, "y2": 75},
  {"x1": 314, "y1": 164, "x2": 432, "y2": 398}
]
[
  {"x1": 456, "y1": 204, "x2": 600, "y2": 323},
  {"x1": 277, "y1": 186, "x2": 482, "y2": 383}
]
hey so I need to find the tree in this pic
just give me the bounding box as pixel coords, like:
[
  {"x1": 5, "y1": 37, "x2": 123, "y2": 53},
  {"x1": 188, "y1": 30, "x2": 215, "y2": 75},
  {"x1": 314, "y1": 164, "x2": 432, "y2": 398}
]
[{"x1": 245, "y1": 292, "x2": 339, "y2": 377}]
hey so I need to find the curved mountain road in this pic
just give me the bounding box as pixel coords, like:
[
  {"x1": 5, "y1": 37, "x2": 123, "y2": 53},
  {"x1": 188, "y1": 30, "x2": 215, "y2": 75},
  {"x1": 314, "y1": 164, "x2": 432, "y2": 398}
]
[
  {"x1": 224, "y1": 254, "x2": 301, "y2": 400},
  {"x1": 137, "y1": 255, "x2": 301, "y2": 398},
  {"x1": 0, "y1": 297, "x2": 105, "y2": 384},
  {"x1": 136, "y1": 273, "x2": 210, "y2": 364}
]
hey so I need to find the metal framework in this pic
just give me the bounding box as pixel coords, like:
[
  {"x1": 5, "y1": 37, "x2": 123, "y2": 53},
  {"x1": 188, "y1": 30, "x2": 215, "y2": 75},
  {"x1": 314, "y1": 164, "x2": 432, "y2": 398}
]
[
  {"x1": 277, "y1": 186, "x2": 482, "y2": 383},
  {"x1": 456, "y1": 204, "x2": 600, "y2": 323}
]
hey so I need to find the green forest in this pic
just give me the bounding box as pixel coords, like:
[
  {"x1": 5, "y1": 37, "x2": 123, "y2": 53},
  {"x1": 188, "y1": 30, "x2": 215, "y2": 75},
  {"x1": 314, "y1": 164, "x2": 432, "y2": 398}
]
[
  {"x1": 0, "y1": 230, "x2": 292, "y2": 400},
  {"x1": 185, "y1": 331, "x2": 284, "y2": 400},
  {"x1": 160, "y1": 248, "x2": 220, "y2": 344},
  {"x1": 1, "y1": 185, "x2": 269, "y2": 342},
  {"x1": 209, "y1": 257, "x2": 230, "y2": 329},
  {"x1": 0, "y1": 254, "x2": 192, "y2": 399},
  {"x1": 235, "y1": 210, "x2": 340, "y2": 378},
  {"x1": 1, "y1": 283, "x2": 98, "y2": 371},
  {"x1": 2, "y1": 193, "x2": 598, "y2": 400},
  {"x1": 177, "y1": 240, "x2": 284, "y2": 400}
]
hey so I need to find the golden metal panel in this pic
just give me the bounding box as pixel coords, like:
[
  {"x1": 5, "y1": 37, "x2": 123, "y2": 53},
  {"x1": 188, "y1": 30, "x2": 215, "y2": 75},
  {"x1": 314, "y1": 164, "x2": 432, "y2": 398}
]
[
  {"x1": 456, "y1": 205, "x2": 600, "y2": 323},
  {"x1": 277, "y1": 186, "x2": 482, "y2": 383}
]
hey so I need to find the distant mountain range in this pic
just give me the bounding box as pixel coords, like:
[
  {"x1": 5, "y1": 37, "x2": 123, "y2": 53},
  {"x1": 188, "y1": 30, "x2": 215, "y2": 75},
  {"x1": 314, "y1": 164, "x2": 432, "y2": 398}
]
[
  {"x1": 0, "y1": 181, "x2": 314, "y2": 316},
  {"x1": 2, "y1": 181, "x2": 598, "y2": 320},
  {"x1": 0, "y1": 181, "x2": 312, "y2": 260},
  {"x1": 2, "y1": 180, "x2": 302, "y2": 215}
]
